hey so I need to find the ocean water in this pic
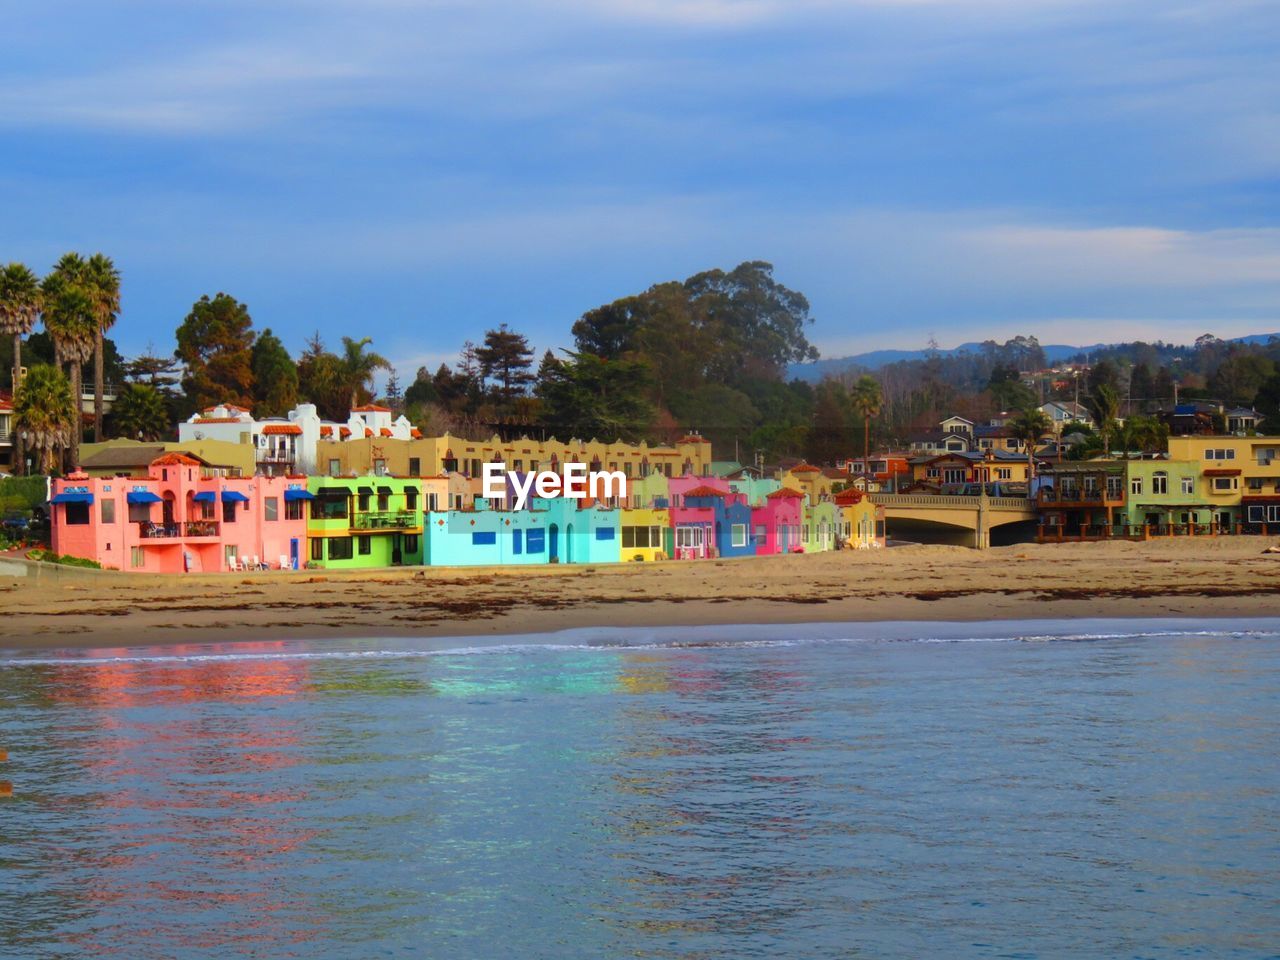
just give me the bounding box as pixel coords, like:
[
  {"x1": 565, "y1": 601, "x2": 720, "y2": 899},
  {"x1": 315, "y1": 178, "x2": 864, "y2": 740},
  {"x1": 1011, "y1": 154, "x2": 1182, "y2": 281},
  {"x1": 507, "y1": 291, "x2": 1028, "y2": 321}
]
[{"x1": 1, "y1": 619, "x2": 1278, "y2": 959}]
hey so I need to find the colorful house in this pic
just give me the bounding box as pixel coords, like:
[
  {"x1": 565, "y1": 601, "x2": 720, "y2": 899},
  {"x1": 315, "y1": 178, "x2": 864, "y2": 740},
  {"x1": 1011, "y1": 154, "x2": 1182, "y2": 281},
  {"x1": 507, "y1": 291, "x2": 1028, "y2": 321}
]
[
  {"x1": 1035, "y1": 461, "x2": 1127, "y2": 539},
  {"x1": 423, "y1": 502, "x2": 552, "y2": 566},
  {"x1": 802, "y1": 500, "x2": 839, "y2": 553},
  {"x1": 728, "y1": 475, "x2": 782, "y2": 506},
  {"x1": 834, "y1": 488, "x2": 884, "y2": 548},
  {"x1": 619, "y1": 506, "x2": 671, "y2": 562},
  {"x1": 306, "y1": 476, "x2": 424, "y2": 568},
  {"x1": 780, "y1": 463, "x2": 836, "y2": 502},
  {"x1": 49, "y1": 454, "x2": 308, "y2": 572},
  {"x1": 750, "y1": 486, "x2": 804, "y2": 555},
  {"x1": 1123, "y1": 459, "x2": 1229, "y2": 532},
  {"x1": 535, "y1": 499, "x2": 623, "y2": 564}
]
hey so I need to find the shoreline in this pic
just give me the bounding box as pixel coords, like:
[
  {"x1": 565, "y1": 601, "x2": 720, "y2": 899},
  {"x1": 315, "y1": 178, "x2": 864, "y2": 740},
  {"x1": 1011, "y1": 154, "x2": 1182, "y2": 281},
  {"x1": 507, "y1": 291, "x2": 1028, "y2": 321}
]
[{"x1": 3, "y1": 538, "x2": 1280, "y2": 653}]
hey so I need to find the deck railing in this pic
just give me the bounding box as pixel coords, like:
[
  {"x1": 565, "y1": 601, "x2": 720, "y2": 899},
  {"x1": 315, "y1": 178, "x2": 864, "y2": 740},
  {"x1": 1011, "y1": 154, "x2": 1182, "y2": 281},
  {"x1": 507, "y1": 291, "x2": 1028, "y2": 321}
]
[
  {"x1": 350, "y1": 511, "x2": 420, "y2": 531},
  {"x1": 136, "y1": 521, "x2": 221, "y2": 539}
]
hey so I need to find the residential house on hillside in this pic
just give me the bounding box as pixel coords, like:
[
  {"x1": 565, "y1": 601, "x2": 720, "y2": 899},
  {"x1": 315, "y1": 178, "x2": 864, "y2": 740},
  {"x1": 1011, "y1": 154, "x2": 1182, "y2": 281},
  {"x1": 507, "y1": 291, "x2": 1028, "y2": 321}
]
[
  {"x1": 1035, "y1": 461, "x2": 1127, "y2": 539},
  {"x1": 305, "y1": 476, "x2": 423, "y2": 568}
]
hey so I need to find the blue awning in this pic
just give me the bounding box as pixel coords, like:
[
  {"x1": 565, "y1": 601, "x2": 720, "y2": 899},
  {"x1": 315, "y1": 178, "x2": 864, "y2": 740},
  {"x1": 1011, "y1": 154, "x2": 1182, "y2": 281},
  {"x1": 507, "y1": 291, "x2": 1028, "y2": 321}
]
[
  {"x1": 126, "y1": 491, "x2": 163, "y2": 504},
  {"x1": 284, "y1": 488, "x2": 316, "y2": 501},
  {"x1": 220, "y1": 491, "x2": 250, "y2": 503},
  {"x1": 192, "y1": 491, "x2": 216, "y2": 503},
  {"x1": 50, "y1": 492, "x2": 93, "y2": 505}
]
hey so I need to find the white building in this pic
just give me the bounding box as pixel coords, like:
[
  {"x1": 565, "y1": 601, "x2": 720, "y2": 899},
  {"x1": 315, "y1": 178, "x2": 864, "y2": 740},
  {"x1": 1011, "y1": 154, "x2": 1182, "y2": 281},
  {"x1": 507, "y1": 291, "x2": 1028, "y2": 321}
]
[{"x1": 179, "y1": 402, "x2": 417, "y2": 476}]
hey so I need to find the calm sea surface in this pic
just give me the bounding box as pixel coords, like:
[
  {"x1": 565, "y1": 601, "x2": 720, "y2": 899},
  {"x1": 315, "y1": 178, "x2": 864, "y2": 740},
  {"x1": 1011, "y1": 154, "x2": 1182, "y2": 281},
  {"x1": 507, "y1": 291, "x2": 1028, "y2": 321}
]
[{"x1": 1, "y1": 619, "x2": 1278, "y2": 959}]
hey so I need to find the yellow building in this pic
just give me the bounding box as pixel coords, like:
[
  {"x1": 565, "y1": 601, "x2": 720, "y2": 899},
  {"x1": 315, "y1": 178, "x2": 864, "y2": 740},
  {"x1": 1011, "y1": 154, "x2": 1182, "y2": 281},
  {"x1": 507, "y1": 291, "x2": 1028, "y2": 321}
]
[
  {"x1": 618, "y1": 507, "x2": 672, "y2": 562},
  {"x1": 1167, "y1": 435, "x2": 1279, "y2": 526},
  {"x1": 779, "y1": 463, "x2": 838, "y2": 502},
  {"x1": 316, "y1": 432, "x2": 714, "y2": 482},
  {"x1": 834, "y1": 488, "x2": 884, "y2": 548}
]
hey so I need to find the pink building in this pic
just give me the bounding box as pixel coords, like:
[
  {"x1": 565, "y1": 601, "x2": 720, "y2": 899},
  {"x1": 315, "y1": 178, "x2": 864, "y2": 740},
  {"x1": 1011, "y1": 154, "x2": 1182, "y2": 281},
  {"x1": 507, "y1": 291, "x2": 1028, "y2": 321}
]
[
  {"x1": 751, "y1": 487, "x2": 804, "y2": 555},
  {"x1": 50, "y1": 454, "x2": 309, "y2": 572},
  {"x1": 668, "y1": 474, "x2": 731, "y2": 507}
]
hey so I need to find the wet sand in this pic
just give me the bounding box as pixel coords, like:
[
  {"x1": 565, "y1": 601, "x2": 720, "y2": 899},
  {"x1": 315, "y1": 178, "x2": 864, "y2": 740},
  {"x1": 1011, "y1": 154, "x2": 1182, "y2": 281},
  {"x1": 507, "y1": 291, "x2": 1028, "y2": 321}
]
[{"x1": 2, "y1": 537, "x2": 1279, "y2": 651}]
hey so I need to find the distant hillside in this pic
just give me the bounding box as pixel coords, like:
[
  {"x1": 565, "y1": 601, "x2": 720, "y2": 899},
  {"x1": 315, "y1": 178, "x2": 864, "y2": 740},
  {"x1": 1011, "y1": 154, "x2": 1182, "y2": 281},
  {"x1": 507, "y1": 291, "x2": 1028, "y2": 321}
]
[{"x1": 789, "y1": 333, "x2": 1279, "y2": 382}]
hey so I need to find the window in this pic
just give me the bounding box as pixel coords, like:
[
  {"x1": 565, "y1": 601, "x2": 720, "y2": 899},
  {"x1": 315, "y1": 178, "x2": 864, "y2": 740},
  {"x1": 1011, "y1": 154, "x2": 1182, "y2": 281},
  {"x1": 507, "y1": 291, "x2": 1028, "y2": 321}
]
[
  {"x1": 200, "y1": 500, "x2": 215, "y2": 520},
  {"x1": 358, "y1": 492, "x2": 370, "y2": 511},
  {"x1": 1270, "y1": 506, "x2": 1280, "y2": 523},
  {"x1": 512, "y1": 529, "x2": 523, "y2": 554},
  {"x1": 731, "y1": 524, "x2": 747, "y2": 547},
  {"x1": 264, "y1": 497, "x2": 279, "y2": 521},
  {"x1": 1213, "y1": 477, "x2": 1236, "y2": 491},
  {"x1": 378, "y1": 493, "x2": 389, "y2": 512},
  {"x1": 1152, "y1": 472, "x2": 1168, "y2": 495},
  {"x1": 224, "y1": 545, "x2": 238, "y2": 567},
  {"x1": 1181, "y1": 477, "x2": 1194, "y2": 495},
  {"x1": 408, "y1": 457, "x2": 421, "y2": 476},
  {"x1": 622, "y1": 526, "x2": 637, "y2": 548},
  {"x1": 405, "y1": 488, "x2": 418, "y2": 510},
  {"x1": 526, "y1": 529, "x2": 545, "y2": 554},
  {"x1": 594, "y1": 528, "x2": 615, "y2": 541},
  {"x1": 286, "y1": 500, "x2": 304, "y2": 521},
  {"x1": 100, "y1": 498, "x2": 116, "y2": 524},
  {"x1": 130, "y1": 546, "x2": 144, "y2": 569},
  {"x1": 127, "y1": 501, "x2": 151, "y2": 523},
  {"x1": 374, "y1": 459, "x2": 387, "y2": 475},
  {"x1": 1248, "y1": 505, "x2": 1265, "y2": 522},
  {"x1": 943, "y1": 468, "x2": 965, "y2": 484},
  {"x1": 651, "y1": 526, "x2": 663, "y2": 547},
  {"x1": 357, "y1": 535, "x2": 371, "y2": 555},
  {"x1": 754, "y1": 524, "x2": 767, "y2": 543},
  {"x1": 472, "y1": 531, "x2": 496, "y2": 546},
  {"x1": 803, "y1": 525, "x2": 811, "y2": 541},
  {"x1": 1130, "y1": 477, "x2": 1143, "y2": 496},
  {"x1": 404, "y1": 534, "x2": 418, "y2": 553},
  {"x1": 676, "y1": 526, "x2": 704, "y2": 548},
  {"x1": 427, "y1": 493, "x2": 439, "y2": 512},
  {"x1": 311, "y1": 539, "x2": 324, "y2": 561},
  {"x1": 328, "y1": 459, "x2": 341, "y2": 477},
  {"x1": 223, "y1": 500, "x2": 237, "y2": 523},
  {"x1": 62, "y1": 501, "x2": 91, "y2": 525},
  {"x1": 327, "y1": 538, "x2": 354, "y2": 560}
]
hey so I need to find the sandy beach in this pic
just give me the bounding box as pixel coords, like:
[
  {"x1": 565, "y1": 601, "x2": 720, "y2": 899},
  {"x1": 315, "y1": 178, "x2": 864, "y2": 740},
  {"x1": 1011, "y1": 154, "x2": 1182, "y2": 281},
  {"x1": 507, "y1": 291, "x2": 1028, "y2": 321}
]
[{"x1": 0, "y1": 537, "x2": 1278, "y2": 650}]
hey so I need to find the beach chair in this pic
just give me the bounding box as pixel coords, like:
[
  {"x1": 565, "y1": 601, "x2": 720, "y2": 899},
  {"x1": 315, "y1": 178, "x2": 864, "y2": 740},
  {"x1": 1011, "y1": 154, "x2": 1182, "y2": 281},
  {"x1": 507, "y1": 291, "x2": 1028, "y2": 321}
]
[
  {"x1": 279, "y1": 554, "x2": 290, "y2": 571},
  {"x1": 249, "y1": 555, "x2": 260, "y2": 570},
  {"x1": 227, "y1": 556, "x2": 240, "y2": 572}
]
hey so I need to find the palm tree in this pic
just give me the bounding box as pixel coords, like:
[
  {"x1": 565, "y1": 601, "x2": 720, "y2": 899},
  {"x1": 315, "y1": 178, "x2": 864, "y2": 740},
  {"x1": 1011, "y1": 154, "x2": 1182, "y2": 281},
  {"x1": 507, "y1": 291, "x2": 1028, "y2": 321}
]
[
  {"x1": 0, "y1": 263, "x2": 43, "y2": 474},
  {"x1": 1087, "y1": 384, "x2": 1121, "y2": 456},
  {"x1": 341, "y1": 336, "x2": 390, "y2": 408},
  {"x1": 1009, "y1": 406, "x2": 1052, "y2": 481},
  {"x1": 83, "y1": 253, "x2": 121, "y2": 443},
  {"x1": 14, "y1": 364, "x2": 75, "y2": 475},
  {"x1": 41, "y1": 263, "x2": 96, "y2": 470},
  {"x1": 111, "y1": 382, "x2": 170, "y2": 441},
  {"x1": 849, "y1": 375, "x2": 883, "y2": 468}
]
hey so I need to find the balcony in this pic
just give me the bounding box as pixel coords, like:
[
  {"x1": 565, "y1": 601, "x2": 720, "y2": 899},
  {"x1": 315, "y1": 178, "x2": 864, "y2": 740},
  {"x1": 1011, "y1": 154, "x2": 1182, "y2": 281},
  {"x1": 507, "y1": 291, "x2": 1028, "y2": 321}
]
[
  {"x1": 136, "y1": 521, "x2": 221, "y2": 540},
  {"x1": 1037, "y1": 486, "x2": 1124, "y2": 507},
  {"x1": 257, "y1": 450, "x2": 296, "y2": 464},
  {"x1": 350, "y1": 511, "x2": 421, "y2": 532}
]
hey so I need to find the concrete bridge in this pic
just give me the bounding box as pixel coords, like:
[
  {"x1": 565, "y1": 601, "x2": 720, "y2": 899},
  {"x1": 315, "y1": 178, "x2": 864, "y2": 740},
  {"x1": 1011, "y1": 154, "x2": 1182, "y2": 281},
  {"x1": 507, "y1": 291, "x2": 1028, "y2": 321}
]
[{"x1": 869, "y1": 493, "x2": 1038, "y2": 549}]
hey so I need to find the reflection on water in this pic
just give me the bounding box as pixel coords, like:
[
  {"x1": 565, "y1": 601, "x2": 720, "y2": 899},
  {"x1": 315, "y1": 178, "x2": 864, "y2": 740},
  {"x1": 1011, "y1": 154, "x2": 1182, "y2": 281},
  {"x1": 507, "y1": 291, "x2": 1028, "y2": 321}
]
[{"x1": 2, "y1": 626, "x2": 1278, "y2": 959}]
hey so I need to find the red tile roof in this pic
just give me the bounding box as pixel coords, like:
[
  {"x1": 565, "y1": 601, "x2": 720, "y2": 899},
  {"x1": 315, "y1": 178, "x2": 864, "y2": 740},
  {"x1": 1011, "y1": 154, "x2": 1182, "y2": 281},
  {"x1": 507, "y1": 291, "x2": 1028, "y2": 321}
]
[
  {"x1": 678, "y1": 434, "x2": 710, "y2": 444},
  {"x1": 262, "y1": 423, "x2": 302, "y2": 435},
  {"x1": 352, "y1": 404, "x2": 391, "y2": 412},
  {"x1": 790, "y1": 463, "x2": 822, "y2": 473},
  {"x1": 833, "y1": 488, "x2": 865, "y2": 505},
  {"x1": 410, "y1": 428, "x2": 423, "y2": 439},
  {"x1": 151, "y1": 452, "x2": 202, "y2": 466},
  {"x1": 340, "y1": 427, "x2": 352, "y2": 438},
  {"x1": 364, "y1": 428, "x2": 374, "y2": 438},
  {"x1": 194, "y1": 417, "x2": 243, "y2": 424},
  {"x1": 682, "y1": 484, "x2": 726, "y2": 498},
  {"x1": 767, "y1": 487, "x2": 805, "y2": 499},
  {"x1": 319, "y1": 425, "x2": 334, "y2": 437},
  {"x1": 380, "y1": 428, "x2": 393, "y2": 437}
]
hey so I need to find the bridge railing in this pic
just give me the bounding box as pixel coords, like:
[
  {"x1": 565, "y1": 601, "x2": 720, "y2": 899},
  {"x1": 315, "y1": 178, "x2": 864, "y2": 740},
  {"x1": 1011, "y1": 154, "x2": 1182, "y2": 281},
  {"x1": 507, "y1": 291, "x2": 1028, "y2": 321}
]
[{"x1": 871, "y1": 494, "x2": 1034, "y2": 510}]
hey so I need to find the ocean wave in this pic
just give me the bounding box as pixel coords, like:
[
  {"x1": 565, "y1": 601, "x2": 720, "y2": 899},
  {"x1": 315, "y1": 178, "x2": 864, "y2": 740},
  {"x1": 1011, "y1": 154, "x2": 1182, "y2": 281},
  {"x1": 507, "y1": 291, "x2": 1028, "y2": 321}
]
[{"x1": 3, "y1": 619, "x2": 1277, "y2": 667}]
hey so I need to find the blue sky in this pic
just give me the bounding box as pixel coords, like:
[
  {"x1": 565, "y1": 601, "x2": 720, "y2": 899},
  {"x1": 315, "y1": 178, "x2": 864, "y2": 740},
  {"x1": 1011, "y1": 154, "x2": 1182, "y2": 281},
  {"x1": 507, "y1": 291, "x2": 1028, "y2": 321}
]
[{"x1": 2, "y1": 0, "x2": 1278, "y2": 377}]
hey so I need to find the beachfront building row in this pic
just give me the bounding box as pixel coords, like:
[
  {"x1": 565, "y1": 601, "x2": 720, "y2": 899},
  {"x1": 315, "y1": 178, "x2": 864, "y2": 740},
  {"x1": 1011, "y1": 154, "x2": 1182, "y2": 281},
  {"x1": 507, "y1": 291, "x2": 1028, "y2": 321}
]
[
  {"x1": 1036, "y1": 434, "x2": 1280, "y2": 538},
  {"x1": 48, "y1": 456, "x2": 884, "y2": 572}
]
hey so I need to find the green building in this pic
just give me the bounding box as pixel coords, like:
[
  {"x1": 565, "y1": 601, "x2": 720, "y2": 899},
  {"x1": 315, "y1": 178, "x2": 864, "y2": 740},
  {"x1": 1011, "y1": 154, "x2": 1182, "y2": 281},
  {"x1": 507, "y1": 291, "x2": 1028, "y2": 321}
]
[
  {"x1": 306, "y1": 476, "x2": 424, "y2": 568},
  {"x1": 1122, "y1": 460, "x2": 1222, "y2": 531}
]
